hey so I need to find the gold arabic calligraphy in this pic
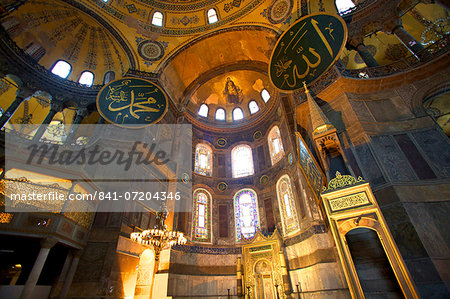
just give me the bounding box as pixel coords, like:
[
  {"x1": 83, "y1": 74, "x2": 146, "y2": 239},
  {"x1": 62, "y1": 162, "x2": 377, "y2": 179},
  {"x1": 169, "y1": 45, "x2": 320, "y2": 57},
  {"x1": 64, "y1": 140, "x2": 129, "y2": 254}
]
[
  {"x1": 105, "y1": 80, "x2": 162, "y2": 124},
  {"x1": 274, "y1": 18, "x2": 336, "y2": 89}
]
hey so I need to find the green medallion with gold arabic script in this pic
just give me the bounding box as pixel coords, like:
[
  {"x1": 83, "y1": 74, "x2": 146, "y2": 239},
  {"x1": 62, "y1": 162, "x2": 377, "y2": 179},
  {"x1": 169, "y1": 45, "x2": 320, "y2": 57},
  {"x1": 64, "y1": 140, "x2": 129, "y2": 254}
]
[
  {"x1": 269, "y1": 13, "x2": 348, "y2": 91},
  {"x1": 96, "y1": 78, "x2": 168, "y2": 128}
]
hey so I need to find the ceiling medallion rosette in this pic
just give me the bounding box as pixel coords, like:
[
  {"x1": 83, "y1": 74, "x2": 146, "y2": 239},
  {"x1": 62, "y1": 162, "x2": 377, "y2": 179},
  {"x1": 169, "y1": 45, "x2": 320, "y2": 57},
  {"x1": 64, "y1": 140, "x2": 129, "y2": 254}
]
[
  {"x1": 268, "y1": 0, "x2": 293, "y2": 24},
  {"x1": 138, "y1": 40, "x2": 165, "y2": 61}
]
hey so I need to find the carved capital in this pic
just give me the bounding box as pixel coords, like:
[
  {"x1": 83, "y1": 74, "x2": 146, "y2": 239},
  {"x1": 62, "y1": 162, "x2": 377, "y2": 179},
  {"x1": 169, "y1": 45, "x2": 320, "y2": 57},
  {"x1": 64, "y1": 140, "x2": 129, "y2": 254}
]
[
  {"x1": 16, "y1": 86, "x2": 34, "y2": 100},
  {"x1": 347, "y1": 35, "x2": 365, "y2": 49},
  {"x1": 75, "y1": 107, "x2": 88, "y2": 118},
  {"x1": 40, "y1": 237, "x2": 58, "y2": 249},
  {"x1": 50, "y1": 101, "x2": 64, "y2": 113},
  {"x1": 382, "y1": 17, "x2": 402, "y2": 33}
]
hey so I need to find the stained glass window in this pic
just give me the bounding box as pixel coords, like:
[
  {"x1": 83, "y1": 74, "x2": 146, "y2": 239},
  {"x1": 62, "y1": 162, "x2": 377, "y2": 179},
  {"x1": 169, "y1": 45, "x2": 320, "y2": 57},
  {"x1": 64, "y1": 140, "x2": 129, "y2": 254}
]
[
  {"x1": 152, "y1": 11, "x2": 164, "y2": 27},
  {"x1": 268, "y1": 126, "x2": 285, "y2": 165},
  {"x1": 234, "y1": 189, "x2": 259, "y2": 241},
  {"x1": 195, "y1": 143, "x2": 213, "y2": 176},
  {"x1": 276, "y1": 175, "x2": 299, "y2": 236},
  {"x1": 232, "y1": 144, "x2": 254, "y2": 178},
  {"x1": 215, "y1": 108, "x2": 225, "y2": 120},
  {"x1": 191, "y1": 189, "x2": 212, "y2": 242},
  {"x1": 198, "y1": 104, "x2": 209, "y2": 117},
  {"x1": 207, "y1": 8, "x2": 218, "y2": 24},
  {"x1": 249, "y1": 100, "x2": 259, "y2": 114}
]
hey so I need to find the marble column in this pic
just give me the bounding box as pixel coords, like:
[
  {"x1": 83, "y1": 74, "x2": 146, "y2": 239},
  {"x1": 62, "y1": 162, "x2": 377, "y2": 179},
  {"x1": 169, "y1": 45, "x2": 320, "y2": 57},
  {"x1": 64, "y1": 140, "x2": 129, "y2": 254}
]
[
  {"x1": 65, "y1": 108, "x2": 88, "y2": 145},
  {"x1": 31, "y1": 101, "x2": 63, "y2": 142},
  {"x1": 392, "y1": 24, "x2": 426, "y2": 58},
  {"x1": 355, "y1": 43, "x2": 379, "y2": 67},
  {"x1": 19, "y1": 238, "x2": 58, "y2": 299},
  {"x1": 59, "y1": 250, "x2": 82, "y2": 299},
  {"x1": 348, "y1": 36, "x2": 379, "y2": 67},
  {"x1": 0, "y1": 75, "x2": 34, "y2": 130}
]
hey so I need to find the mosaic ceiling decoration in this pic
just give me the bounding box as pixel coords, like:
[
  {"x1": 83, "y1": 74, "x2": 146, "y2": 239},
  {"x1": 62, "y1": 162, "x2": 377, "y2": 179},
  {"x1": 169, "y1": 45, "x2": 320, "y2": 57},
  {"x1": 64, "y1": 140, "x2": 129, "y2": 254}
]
[{"x1": 3, "y1": 0, "x2": 132, "y2": 84}]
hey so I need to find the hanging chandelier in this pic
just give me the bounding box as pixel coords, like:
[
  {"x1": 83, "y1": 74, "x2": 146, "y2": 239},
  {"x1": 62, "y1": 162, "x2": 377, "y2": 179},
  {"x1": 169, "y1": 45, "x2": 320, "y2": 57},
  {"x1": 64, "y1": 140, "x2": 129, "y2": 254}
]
[{"x1": 130, "y1": 203, "x2": 186, "y2": 260}]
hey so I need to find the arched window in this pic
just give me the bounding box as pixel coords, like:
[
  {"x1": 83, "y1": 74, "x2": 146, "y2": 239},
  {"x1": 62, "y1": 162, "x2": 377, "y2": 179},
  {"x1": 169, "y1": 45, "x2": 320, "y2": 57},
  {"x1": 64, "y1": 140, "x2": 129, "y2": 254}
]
[
  {"x1": 51, "y1": 60, "x2": 71, "y2": 79},
  {"x1": 232, "y1": 144, "x2": 254, "y2": 178},
  {"x1": 195, "y1": 143, "x2": 213, "y2": 176},
  {"x1": 277, "y1": 175, "x2": 300, "y2": 236},
  {"x1": 335, "y1": 0, "x2": 355, "y2": 14},
  {"x1": 103, "y1": 71, "x2": 115, "y2": 84},
  {"x1": 207, "y1": 8, "x2": 218, "y2": 24},
  {"x1": 152, "y1": 11, "x2": 164, "y2": 27},
  {"x1": 198, "y1": 104, "x2": 209, "y2": 117},
  {"x1": 268, "y1": 126, "x2": 285, "y2": 165},
  {"x1": 248, "y1": 100, "x2": 259, "y2": 114},
  {"x1": 215, "y1": 108, "x2": 225, "y2": 120},
  {"x1": 78, "y1": 71, "x2": 94, "y2": 87},
  {"x1": 233, "y1": 107, "x2": 244, "y2": 121},
  {"x1": 191, "y1": 189, "x2": 212, "y2": 242},
  {"x1": 261, "y1": 89, "x2": 270, "y2": 103},
  {"x1": 234, "y1": 189, "x2": 259, "y2": 241}
]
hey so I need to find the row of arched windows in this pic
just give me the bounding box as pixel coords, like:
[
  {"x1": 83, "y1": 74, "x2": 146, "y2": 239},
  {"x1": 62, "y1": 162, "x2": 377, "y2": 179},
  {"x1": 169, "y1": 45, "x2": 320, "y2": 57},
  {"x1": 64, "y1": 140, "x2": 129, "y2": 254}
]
[
  {"x1": 191, "y1": 175, "x2": 300, "y2": 242},
  {"x1": 194, "y1": 126, "x2": 285, "y2": 177},
  {"x1": 198, "y1": 89, "x2": 270, "y2": 120},
  {"x1": 101, "y1": 2, "x2": 219, "y2": 26},
  {"x1": 50, "y1": 60, "x2": 115, "y2": 86},
  {"x1": 150, "y1": 9, "x2": 218, "y2": 26}
]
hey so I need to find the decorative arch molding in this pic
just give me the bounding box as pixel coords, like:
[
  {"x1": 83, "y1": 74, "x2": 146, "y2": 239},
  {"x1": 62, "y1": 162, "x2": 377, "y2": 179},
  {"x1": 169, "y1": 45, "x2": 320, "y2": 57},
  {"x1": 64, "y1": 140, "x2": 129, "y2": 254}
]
[{"x1": 159, "y1": 25, "x2": 280, "y2": 72}]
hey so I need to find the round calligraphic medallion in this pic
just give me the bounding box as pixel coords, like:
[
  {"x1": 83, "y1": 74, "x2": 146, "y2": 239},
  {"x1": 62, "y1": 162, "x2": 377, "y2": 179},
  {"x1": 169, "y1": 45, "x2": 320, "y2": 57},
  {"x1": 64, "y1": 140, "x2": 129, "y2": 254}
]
[
  {"x1": 216, "y1": 138, "x2": 227, "y2": 147},
  {"x1": 217, "y1": 182, "x2": 228, "y2": 192},
  {"x1": 253, "y1": 130, "x2": 262, "y2": 141},
  {"x1": 269, "y1": 13, "x2": 348, "y2": 92},
  {"x1": 182, "y1": 173, "x2": 190, "y2": 184},
  {"x1": 138, "y1": 40, "x2": 165, "y2": 61},
  {"x1": 260, "y1": 175, "x2": 269, "y2": 185},
  {"x1": 96, "y1": 78, "x2": 168, "y2": 128}
]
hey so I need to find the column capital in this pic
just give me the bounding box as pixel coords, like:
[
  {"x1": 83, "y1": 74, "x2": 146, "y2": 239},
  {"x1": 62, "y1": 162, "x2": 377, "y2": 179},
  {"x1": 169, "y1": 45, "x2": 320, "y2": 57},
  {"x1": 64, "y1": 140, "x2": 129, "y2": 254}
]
[
  {"x1": 16, "y1": 87, "x2": 34, "y2": 100},
  {"x1": 5, "y1": 74, "x2": 23, "y2": 88},
  {"x1": 382, "y1": 17, "x2": 402, "y2": 34},
  {"x1": 40, "y1": 237, "x2": 58, "y2": 249},
  {"x1": 347, "y1": 35, "x2": 365, "y2": 49},
  {"x1": 49, "y1": 101, "x2": 64, "y2": 113},
  {"x1": 75, "y1": 107, "x2": 88, "y2": 118}
]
